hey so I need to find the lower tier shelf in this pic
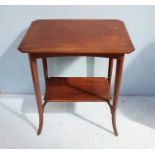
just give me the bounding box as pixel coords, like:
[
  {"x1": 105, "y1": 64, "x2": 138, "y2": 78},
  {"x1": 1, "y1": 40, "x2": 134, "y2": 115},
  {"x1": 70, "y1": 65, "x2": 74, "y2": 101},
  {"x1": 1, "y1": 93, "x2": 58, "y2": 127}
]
[{"x1": 45, "y1": 77, "x2": 111, "y2": 102}]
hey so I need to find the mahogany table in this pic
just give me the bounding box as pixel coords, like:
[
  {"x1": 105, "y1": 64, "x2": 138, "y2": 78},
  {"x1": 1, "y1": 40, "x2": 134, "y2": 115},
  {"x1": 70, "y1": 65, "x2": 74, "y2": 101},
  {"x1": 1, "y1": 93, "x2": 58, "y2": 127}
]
[{"x1": 18, "y1": 19, "x2": 134, "y2": 136}]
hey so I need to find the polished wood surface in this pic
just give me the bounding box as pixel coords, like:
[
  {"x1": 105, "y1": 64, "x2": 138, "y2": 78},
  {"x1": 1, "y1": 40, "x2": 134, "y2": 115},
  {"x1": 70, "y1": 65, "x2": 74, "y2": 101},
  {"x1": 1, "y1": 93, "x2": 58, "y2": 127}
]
[
  {"x1": 42, "y1": 58, "x2": 48, "y2": 87},
  {"x1": 18, "y1": 20, "x2": 134, "y2": 55},
  {"x1": 45, "y1": 77, "x2": 110, "y2": 102},
  {"x1": 18, "y1": 19, "x2": 135, "y2": 136},
  {"x1": 29, "y1": 54, "x2": 43, "y2": 135},
  {"x1": 108, "y1": 58, "x2": 114, "y2": 93},
  {"x1": 112, "y1": 56, "x2": 124, "y2": 136}
]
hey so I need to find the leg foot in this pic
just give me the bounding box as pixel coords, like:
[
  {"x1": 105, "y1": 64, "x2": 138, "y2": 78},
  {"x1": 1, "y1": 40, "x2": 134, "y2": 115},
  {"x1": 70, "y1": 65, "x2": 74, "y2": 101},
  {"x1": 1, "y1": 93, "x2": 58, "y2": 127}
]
[
  {"x1": 112, "y1": 109, "x2": 118, "y2": 136},
  {"x1": 111, "y1": 56, "x2": 124, "y2": 136},
  {"x1": 37, "y1": 113, "x2": 43, "y2": 135}
]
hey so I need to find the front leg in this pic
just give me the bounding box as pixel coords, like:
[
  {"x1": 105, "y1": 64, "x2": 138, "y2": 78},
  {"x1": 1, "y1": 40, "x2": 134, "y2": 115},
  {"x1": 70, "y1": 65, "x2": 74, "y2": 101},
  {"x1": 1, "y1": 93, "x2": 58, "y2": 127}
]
[
  {"x1": 112, "y1": 56, "x2": 124, "y2": 136},
  {"x1": 29, "y1": 54, "x2": 44, "y2": 135}
]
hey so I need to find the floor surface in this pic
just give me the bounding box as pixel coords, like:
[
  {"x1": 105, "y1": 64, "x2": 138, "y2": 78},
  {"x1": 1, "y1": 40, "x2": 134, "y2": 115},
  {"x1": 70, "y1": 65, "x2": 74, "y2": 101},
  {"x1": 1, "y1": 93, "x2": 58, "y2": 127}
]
[{"x1": 0, "y1": 94, "x2": 155, "y2": 148}]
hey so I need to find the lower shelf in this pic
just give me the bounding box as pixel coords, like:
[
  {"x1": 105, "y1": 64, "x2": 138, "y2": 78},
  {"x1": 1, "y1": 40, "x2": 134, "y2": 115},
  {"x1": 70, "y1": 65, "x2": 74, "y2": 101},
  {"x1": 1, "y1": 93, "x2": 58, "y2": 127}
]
[{"x1": 45, "y1": 77, "x2": 111, "y2": 102}]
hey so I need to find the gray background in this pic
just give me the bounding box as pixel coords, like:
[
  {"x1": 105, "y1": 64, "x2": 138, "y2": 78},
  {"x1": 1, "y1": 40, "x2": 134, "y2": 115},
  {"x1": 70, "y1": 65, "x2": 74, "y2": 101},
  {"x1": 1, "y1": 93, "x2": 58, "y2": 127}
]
[{"x1": 0, "y1": 5, "x2": 155, "y2": 95}]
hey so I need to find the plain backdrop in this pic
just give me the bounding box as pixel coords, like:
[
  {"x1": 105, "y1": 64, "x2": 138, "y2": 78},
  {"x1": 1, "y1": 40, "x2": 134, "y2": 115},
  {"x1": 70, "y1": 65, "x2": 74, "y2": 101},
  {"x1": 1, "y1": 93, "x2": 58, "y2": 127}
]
[{"x1": 0, "y1": 5, "x2": 155, "y2": 95}]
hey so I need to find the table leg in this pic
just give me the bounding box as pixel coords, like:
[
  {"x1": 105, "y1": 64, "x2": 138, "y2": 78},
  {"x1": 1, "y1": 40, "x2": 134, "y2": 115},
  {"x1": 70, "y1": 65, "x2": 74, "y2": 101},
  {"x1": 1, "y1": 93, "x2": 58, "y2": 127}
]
[
  {"x1": 42, "y1": 58, "x2": 48, "y2": 109},
  {"x1": 42, "y1": 58, "x2": 48, "y2": 86},
  {"x1": 29, "y1": 54, "x2": 44, "y2": 135},
  {"x1": 107, "y1": 58, "x2": 114, "y2": 113},
  {"x1": 112, "y1": 56, "x2": 124, "y2": 136},
  {"x1": 108, "y1": 58, "x2": 114, "y2": 91}
]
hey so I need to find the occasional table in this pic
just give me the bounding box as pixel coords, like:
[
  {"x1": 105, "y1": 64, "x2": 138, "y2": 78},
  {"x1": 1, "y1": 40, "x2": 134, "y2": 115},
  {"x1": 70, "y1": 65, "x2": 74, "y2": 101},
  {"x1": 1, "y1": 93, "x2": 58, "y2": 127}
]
[{"x1": 18, "y1": 19, "x2": 135, "y2": 136}]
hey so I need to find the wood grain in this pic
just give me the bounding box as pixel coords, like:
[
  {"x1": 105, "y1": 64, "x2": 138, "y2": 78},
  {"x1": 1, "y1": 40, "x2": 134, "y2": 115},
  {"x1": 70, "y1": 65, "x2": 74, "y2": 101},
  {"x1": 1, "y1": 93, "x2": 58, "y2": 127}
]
[
  {"x1": 18, "y1": 20, "x2": 135, "y2": 136},
  {"x1": 45, "y1": 77, "x2": 111, "y2": 102},
  {"x1": 18, "y1": 20, "x2": 134, "y2": 55}
]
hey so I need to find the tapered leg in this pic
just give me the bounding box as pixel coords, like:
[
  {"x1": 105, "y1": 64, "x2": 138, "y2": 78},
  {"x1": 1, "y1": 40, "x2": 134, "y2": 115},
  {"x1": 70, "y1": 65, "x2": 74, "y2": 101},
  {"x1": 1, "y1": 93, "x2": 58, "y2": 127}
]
[
  {"x1": 42, "y1": 58, "x2": 48, "y2": 110},
  {"x1": 108, "y1": 58, "x2": 114, "y2": 91},
  {"x1": 42, "y1": 58, "x2": 48, "y2": 87},
  {"x1": 29, "y1": 54, "x2": 44, "y2": 135},
  {"x1": 107, "y1": 58, "x2": 114, "y2": 113},
  {"x1": 112, "y1": 56, "x2": 124, "y2": 136}
]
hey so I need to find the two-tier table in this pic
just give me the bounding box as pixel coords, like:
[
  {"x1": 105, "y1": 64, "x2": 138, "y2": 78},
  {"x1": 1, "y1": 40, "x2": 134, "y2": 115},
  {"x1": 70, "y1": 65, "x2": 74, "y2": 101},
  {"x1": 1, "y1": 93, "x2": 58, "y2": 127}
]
[{"x1": 18, "y1": 19, "x2": 135, "y2": 136}]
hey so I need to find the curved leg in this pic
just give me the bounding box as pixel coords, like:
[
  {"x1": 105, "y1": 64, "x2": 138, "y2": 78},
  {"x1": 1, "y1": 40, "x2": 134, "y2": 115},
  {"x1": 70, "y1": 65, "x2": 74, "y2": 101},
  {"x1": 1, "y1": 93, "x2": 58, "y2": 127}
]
[
  {"x1": 29, "y1": 54, "x2": 44, "y2": 135},
  {"x1": 106, "y1": 58, "x2": 114, "y2": 114},
  {"x1": 112, "y1": 56, "x2": 124, "y2": 136}
]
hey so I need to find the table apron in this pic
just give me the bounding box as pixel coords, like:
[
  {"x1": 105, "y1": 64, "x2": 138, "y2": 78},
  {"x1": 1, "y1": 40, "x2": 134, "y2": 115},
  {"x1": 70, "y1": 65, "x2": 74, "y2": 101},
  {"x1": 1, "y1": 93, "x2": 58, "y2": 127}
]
[{"x1": 29, "y1": 53, "x2": 124, "y2": 59}]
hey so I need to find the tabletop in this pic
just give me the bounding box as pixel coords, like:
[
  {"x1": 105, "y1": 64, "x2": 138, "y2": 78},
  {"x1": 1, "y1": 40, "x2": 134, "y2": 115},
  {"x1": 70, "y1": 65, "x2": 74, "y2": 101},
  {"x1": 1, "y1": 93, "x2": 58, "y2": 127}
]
[{"x1": 18, "y1": 19, "x2": 135, "y2": 55}]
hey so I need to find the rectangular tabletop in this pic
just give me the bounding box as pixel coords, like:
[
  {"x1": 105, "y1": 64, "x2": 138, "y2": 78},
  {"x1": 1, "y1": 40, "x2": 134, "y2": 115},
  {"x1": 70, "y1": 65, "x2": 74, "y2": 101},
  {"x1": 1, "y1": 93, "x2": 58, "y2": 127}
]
[{"x1": 18, "y1": 19, "x2": 134, "y2": 55}]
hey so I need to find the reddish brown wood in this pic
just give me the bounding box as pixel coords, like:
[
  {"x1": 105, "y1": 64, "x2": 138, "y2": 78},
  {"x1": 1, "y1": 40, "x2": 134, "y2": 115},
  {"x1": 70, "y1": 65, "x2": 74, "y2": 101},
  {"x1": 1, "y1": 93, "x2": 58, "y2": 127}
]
[
  {"x1": 45, "y1": 77, "x2": 110, "y2": 102},
  {"x1": 108, "y1": 58, "x2": 114, "y2": 93},
  {"x1": 18, "y1": 19, "x2": 135, "y2": 136},
  {"x1": 42, "y1": 58, "x2": 48, "y2": 87},
  {"x1": 42, "y1": 58, "x2": 48, "y2": 109},
  {"x1": 29, "y1": 54, "x2": 44, "y2": 135},
  {"x1": 112, "y1": 56, "x2": 124, "y2": 136},
  {"x1": 18, "y1": 20, "x2": 134, "y2": 55},
  {"x1": 30, "y1": 53, "x2": 124, "y2": 59}
]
